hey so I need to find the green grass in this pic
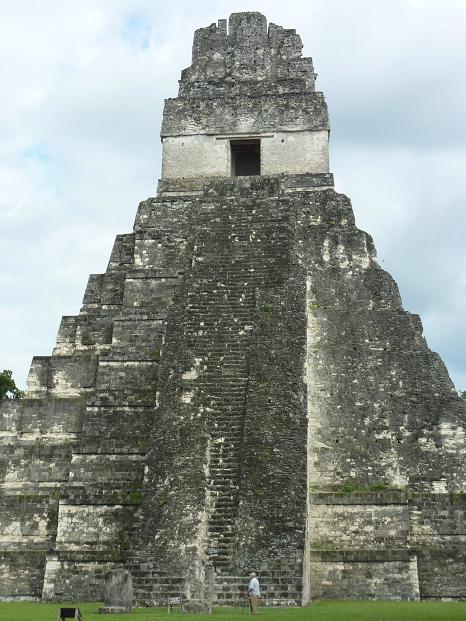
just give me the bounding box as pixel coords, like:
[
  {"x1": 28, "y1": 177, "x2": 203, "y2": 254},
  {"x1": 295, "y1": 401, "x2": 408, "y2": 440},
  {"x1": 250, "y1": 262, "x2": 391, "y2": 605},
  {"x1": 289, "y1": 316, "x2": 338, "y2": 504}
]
[{"x1": 1, "y1": 601, "x2": 466, "y2": 621}]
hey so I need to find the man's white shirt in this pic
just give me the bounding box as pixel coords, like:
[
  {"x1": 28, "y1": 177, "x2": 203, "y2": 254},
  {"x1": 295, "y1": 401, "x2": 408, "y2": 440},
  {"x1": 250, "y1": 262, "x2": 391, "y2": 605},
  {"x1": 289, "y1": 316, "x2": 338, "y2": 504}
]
[{"x1": 248, "y1": 577, "x2": 260, "y2": 596}]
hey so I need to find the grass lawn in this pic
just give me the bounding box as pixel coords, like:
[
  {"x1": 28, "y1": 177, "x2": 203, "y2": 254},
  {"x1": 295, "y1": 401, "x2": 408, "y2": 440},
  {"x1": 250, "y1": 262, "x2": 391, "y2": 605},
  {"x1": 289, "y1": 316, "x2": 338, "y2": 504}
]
[{"x1": 1, "y1": 601, "x2": 466, "y2": 621}]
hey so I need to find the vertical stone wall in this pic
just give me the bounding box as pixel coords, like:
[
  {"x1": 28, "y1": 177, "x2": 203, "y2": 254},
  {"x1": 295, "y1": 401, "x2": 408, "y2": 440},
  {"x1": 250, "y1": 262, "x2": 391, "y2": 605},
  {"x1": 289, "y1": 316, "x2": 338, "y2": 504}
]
[
  {"x1": 307, "y1": 492, "x2": 418, "y2": 600},
  {"x1": 298, "y1": 187, "x2": 466, "y2": 492},
  {"x1": 296, "y1": 185, "x2": 466, "y2": 600},
  {"x1": 0, "y1": 195, "x2": 191, "y2": 600},
  {"x1": 0, "y1": 395, "x2": 84, "y2": 598},
  {"x1": 411, "y1": 493, "x2": 466, "y2": 598}
]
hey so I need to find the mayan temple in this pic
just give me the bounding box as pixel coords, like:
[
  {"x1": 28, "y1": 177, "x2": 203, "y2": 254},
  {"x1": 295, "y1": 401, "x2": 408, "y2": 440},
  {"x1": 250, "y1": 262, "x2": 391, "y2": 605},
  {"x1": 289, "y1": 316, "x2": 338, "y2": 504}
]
[{"x1": 1, "y1": 12, "x2": 466, "y2": 605}]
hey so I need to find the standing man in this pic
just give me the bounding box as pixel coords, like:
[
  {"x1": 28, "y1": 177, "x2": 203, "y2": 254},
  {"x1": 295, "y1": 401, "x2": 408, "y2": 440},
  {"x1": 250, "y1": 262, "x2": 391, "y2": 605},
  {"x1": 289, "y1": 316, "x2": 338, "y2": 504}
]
[{"x1": 247, "y1": 572, "x2": 260, "y2": 614}]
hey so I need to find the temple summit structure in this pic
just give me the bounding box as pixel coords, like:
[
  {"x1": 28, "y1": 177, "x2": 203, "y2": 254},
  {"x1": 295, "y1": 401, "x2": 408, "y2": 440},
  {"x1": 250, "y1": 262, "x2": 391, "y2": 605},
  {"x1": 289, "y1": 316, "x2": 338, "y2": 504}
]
[{"x1": 1, "y1": 12, "x2": 466, "y2": 605}]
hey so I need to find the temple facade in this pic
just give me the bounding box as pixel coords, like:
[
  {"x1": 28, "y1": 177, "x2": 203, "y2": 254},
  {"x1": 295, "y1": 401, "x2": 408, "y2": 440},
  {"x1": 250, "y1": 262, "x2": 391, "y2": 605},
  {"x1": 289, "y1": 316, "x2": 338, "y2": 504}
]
[{"x1": 1, "y1": 12, "x2": 465, "y2": 605}]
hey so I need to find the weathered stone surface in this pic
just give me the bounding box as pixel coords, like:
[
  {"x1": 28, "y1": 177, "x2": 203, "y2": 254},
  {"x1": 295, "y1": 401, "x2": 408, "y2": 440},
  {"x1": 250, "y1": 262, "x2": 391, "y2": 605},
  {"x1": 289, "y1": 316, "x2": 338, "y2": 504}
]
[
  {"x1": 0, "y1": 551, "x2": 46, "y2": 599},
  {"x1": 0, "y1": 11, "x2": 465, "y2": 606},
  {"x1": 99, "y1": 568, "x2": 132, "y2": 614},
  {"x1": 182, "y1": 599, "x2": 212, "y2": 614}
]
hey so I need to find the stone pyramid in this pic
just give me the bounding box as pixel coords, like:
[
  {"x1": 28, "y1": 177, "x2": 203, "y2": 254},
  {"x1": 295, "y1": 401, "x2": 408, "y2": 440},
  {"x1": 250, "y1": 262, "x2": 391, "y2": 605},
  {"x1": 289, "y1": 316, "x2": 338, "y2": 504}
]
[{"x1": 1, "y1": 12, "x2": 465, "y2": 605}]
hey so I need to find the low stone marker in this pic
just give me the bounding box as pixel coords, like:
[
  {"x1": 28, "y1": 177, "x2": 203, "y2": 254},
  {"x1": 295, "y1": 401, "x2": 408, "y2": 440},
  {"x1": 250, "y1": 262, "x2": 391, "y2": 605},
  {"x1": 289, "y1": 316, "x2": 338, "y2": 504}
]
[
  {"x1": 99, "y1": 569, "x2": 133, "y2": 614},
  {"x1": 182, "y1": 599, "x2": 212, "y2": 614}
]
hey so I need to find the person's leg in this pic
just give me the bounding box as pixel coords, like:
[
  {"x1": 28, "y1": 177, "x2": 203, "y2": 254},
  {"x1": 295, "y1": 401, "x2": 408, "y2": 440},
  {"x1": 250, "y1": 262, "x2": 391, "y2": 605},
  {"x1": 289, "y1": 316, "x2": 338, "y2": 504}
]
[{"x1": 251, "y1": 596, "x2": 258, "y2": 614}]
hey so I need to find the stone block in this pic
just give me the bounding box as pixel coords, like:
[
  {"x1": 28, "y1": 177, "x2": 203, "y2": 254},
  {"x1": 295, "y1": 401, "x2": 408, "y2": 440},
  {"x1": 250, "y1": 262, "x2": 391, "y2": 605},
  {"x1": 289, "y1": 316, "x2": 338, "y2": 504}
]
[
  {"x1": 0, "y1": 551, "x2": 46, "y2": 598},
  {"x1": 79, "y1": 406, "x2": 153, "y2": 454},
  {"x1": 68, "y1": 454, "x2": 144, "y2": 486},
  {"x1": 19, "y1": 398, "x2": 85, "y2": 435},
  {"x1": 0, "y1": 399, "x2": 21, "y2": 433},
  {"x1": 0, "y1": 493, "x2": 58, "y2": 549},
  {"x1": 94, "y1": 360, "x2": 158, "y2": 398},
  {"x1": 0, "y1": 439, "x2": 74, "y2": 484},
  {"x1": 55, "y1": 504, "x2": 136, "y2": 553},
  {"x1": 122, "y1": 277, "x2": 178, "y2": 312},
  {"x1": 26, "y1": 357, "x2": 50, "y2": 396},
  {"x1": 48, "y1": 354, "x2": 98, "y2": 397},
  {"x1": 82, "y1": 274, "x2": 104, "y2": 305},
  {"x1": 54, "y1": 316, "x2": 78, "y2": 355},
  {"x1": 182, "y1": 599, "x2": 212, "y2": 613},
  {"x1": 99, "y1": 568, "x2": 133, "y2": 613},
  {"x1": 42, "y1": 558, "x2": 119, "y2": 601}
]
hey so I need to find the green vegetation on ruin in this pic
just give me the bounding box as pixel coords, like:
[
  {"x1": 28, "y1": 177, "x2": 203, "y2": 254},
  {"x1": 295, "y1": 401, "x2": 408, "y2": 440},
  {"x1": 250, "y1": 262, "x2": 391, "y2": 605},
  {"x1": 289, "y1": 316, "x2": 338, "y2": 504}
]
[
  {"x1": 310, "y1": 481, "x2": 408, "y2": 494},
  {"x1": 0, "y1": 369, "x2": 24, "y2": 400},
  {"x1": 338, "y1": 481, "x2": 394, "y2": 493},
  {"x1": 128, "y1": 490, "x2": 144, "y2": 504},
  {"x1": 2, "y1": 601, "x2": 466, "y2": 621}
]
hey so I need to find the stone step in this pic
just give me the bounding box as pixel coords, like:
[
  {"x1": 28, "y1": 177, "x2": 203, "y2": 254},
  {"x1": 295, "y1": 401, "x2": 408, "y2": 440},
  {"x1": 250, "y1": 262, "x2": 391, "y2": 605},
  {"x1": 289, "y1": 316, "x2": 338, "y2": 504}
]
[
  {"x1": 209, "y1": 518, "x2": 235, "y2": 525},
  {"x1": 214, "y1": 499, "x2": 236, "y2": 504},
  {"x1": 208, "y1": 527, "x2": 234, "y2": 535},
  {"x1": 210, "y1": 441, "x2": 242, "y2": 447},
  {"x1": 209, "y1": 463, "x2": 240, "y2": 469},
  {"x1": 209, "y1": 504, "x2": 237, "y2": 510},
  {"x1": 131, "y1": 580, "x2": 302, "y2": 599},
  {"x1": 209, "y1": 532, "x2": 236, "y2": 543},
  {"x1": 210, "y1": 448, "x2": 242, "y2": 454},
  {"x1": 211, "y1": 496, "x2": 237, "y2": 502},
  {"x1": 210, "y1": 417, "x2": 244, "y2": 423},
  {"x1": 216, "y1": 576, "x2": 302, "y2": 584},
  {"x1": 211, "y1": 415, "x2": 245, "y2": 420}
]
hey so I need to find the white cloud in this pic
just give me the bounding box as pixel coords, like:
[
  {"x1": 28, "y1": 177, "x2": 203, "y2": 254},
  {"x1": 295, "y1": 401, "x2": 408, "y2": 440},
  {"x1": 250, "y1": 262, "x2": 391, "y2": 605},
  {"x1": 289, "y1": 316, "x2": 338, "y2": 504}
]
[{"x1": 0, "y1": 0, "x2": 465, "y2": 392}]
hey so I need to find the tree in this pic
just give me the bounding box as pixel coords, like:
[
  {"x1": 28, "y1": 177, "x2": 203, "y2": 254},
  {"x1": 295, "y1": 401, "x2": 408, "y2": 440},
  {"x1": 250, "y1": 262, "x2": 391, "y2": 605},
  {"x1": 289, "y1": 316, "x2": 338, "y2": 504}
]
[
  {"x1": 459, "y1": 390, "x2": 466, "y2": 401},
  {"x1": 0, "y1": 370, "x2": 24, "y2": 401}
]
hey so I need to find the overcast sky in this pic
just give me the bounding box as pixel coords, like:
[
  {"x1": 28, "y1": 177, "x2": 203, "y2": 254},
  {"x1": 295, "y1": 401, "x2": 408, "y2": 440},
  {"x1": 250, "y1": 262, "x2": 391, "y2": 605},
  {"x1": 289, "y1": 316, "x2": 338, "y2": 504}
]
[{"x1": 1, "y1": 0, "x2": 465, "y2": 392}]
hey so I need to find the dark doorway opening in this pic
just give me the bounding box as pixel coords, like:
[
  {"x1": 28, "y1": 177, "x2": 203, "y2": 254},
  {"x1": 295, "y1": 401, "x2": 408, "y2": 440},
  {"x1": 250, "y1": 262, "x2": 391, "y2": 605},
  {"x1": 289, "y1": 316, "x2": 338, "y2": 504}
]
[{"x1": 231, "y1": 140, "x2": 260, "y2": 176}]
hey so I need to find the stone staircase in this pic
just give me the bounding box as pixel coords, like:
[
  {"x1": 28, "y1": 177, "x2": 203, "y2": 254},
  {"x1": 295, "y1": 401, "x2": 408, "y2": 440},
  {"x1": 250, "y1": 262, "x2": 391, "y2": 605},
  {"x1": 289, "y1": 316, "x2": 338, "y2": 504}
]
[
  {"x1": 124, "y1": 553, "x2": 184, "y2": 607},
  {"x1": 123, "y1": 187, "x2": 304, "y2": 606},
  {"x1": 215, "y1": 572, "x2": 302, "y2": 607},
  {"x1": 188, "y1": 238, "x2": 256, "y2": 572},
  {"x1": 206, "y1": 405, "x2": 246, "y2": 570},
  {"x1": 125, "y1": 551, "x2": 302, "y2": 606}
]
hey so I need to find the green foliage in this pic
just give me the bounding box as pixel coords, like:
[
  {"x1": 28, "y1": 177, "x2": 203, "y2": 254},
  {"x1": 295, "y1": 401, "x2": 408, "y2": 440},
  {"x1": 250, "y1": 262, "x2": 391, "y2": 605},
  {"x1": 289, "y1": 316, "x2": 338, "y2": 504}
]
[
  {"x1": 340, "y1": 479, "x2": 358, "y2": 493},
  {"x1": 337, "y1": 480, "x2": 403, "y2": 494},
  {"x1": 0, "y1": 369, "x2": 24, "y2": 401},
  {"x1": 366, "y1": 482, "x2": 390, "y2": 491},
  {"x1": 459, "y1": 390, "x2": 466, "y2": 400},
  {"x1": 128, "y1": 490, "x2": 143, "y2": 504}
]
